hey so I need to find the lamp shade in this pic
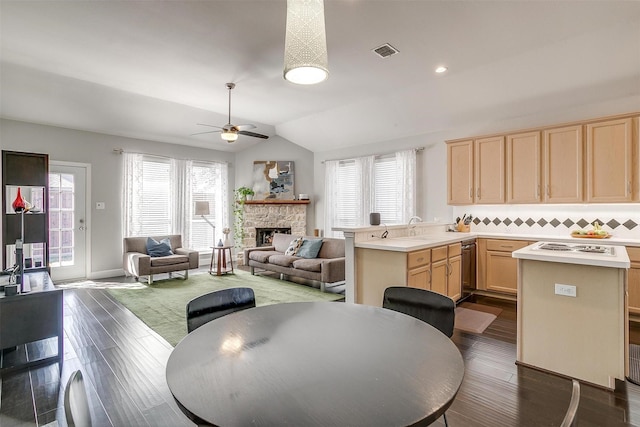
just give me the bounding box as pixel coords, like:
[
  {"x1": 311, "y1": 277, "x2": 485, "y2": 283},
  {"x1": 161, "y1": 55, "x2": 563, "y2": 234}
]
[
  {"x1": 195, "y1": 201, "x2": 210, "y2": 216},
  {"x1": 283, "y1": 0, "x2": 329, "y2": 85}
]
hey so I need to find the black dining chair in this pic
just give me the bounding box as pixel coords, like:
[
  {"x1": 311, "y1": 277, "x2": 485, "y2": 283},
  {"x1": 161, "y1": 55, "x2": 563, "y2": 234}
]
[
  {"x1": 382, "y1": 286, "x2": 456, "y2": 426},
  {"x1": 186, "y1": 287, "x2": 256, "y2": 333},
  {"x1": 64, "y1": 370, "x2": 93, "y2": 427}
]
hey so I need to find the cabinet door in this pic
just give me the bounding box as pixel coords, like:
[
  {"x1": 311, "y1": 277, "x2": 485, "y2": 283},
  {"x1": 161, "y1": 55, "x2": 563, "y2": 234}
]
[
  {"x1": 447, "y1": 255, "x2": 462, "y2": 301},
  {"x1": 447, "y1": 140, "x2": 474, "y2": 205},
  {"x1": 431, "y1": 259, "x2": 448, "y2": 296},
  {"x1": 474, "y1": 136, "x2": 505, "y2": 204},
  {"x1": 586, "y1": 118, "x2": 633, "y2": 202},
  {"x1": 543, "y1": 125, "x2": 583, "y2": 203},
  {"x1": 485, "y1": 251, "x2": 518, "y2": 295},
  {"x1": 408, "y1": 265, "x2": 430, "y2": 290},
  {"x1": 629, "y1": 265, "x2": 640, "y2": 315},
  {"x1": 507, "y1": 131, "x2": 541, "y2": 203}
]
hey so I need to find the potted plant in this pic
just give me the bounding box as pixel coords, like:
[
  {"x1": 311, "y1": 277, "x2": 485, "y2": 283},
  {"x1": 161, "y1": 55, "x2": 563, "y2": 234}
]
[
  {"x1": 233, "y1": 186, "x2": 255, "y2": 249},
  {"x1": 235, "y1": 186, "x2": 255, "y2": 202}
]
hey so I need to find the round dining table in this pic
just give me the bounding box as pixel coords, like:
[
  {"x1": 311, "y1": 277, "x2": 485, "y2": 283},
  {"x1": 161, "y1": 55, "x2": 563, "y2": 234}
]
[{"x1": 166, "y1": 301, "x2": 465, "y2": 427}]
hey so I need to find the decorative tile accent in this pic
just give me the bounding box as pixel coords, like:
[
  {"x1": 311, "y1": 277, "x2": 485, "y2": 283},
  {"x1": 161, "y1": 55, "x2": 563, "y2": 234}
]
[
  {"x1": 482, "y1": 217, "x2": 491, "y2": 225},
  {"x1": 525, "y1": 218, "x2": 535, "y2": 227},
  {"x1": 562, "y1": 219, "x2": 575, "y2": 228},
  {"x1": 492, "y1": 217, "x2": 501, "y2": 225},
  {"x1": 503, "y1": 218, "x2": 513, "y2": 226},
  {"x1": 473, "y1": 217, "x2": 481, "y2": 225},
  {"x1": 550, "y1": 218, "x2": 560, "y2": 228},
  {"x1": 624, "y1": 220, "x2": 638, "y2": 230},
  {"x1": 576, "y1": 219, "x2": 589, "y2": 228},
  {"x1": 607, "y1": 219, "x2": 621, "y2": 229},
  {"x1": 514, "y1": 218, "x2": 524, "y2": 226},
  {"x1": 537, "y1": 218, "x2": 548, "y2": 227}
]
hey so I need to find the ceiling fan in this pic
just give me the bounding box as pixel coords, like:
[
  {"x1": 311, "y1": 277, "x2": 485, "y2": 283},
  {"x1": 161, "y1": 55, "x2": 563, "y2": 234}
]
[{"x1": 192, "y1": 82, "x2": 269, "y2": 143}]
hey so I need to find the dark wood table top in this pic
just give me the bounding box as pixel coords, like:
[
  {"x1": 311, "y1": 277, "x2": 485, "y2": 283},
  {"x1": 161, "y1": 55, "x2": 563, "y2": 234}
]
[{"x1": 166, "y1": 302, "x2": 465, "y2": 427}]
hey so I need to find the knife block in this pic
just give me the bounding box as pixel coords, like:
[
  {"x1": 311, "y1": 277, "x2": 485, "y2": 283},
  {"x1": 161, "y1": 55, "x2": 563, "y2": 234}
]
[{"x1": 456, "y1": 223, "x2": 470, "y2": 232}]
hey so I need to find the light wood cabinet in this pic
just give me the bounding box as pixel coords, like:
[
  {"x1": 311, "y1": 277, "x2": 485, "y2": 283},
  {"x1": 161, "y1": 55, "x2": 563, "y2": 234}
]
[
  {"x1": 474, "y1": 136, "x2": 505, "y2": 204},
  {"x1": 586, "y1": 118, "x2": 633, "y2": 202},
  {"x1": 506, "y1": 131, "x2": 541, "y2": 203},
  {"x1": 543, "y1": 125, "x2": 584, "y2": 203},
  {"x1": 627, "y1": 247, "x2": 640, "y2": 316},
  {"x1": 407, "y1": 249, "x2": 430, "y2": 290},
  {"x1": 480, "y1": 239, "x2": 530, "y2": 295},
  {"x1": 447, "y1": 140, "x2": 474, "y2": 205},
  {"x1": 430, "y1": 243, "x2": 462, "y2": 301}
]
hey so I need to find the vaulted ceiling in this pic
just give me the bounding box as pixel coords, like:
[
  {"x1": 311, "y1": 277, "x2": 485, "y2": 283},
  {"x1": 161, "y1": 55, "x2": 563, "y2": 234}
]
[{"x1": 1, "y1": 1, "x2": 639, "y2": 153}]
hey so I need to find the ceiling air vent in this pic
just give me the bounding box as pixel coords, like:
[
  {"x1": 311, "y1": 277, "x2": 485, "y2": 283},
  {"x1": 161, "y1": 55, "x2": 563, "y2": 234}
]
[{"x1": 372, "y1": 43, "x2": 399, "y2": 59}]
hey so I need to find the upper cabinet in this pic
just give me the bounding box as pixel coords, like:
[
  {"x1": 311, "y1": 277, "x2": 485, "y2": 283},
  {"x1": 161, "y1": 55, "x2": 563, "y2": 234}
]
[
  {"x1": 585, "y1": 118, "x2": 633, "y2": 203},
  {"x1": 474, "y1": 136, "x2": 505, "y2": 204},
  {"x1": 447, "y1": 140, "x2": 474, "y2": 205},
  {"x1": 447, "y1": 112, "x2": 639, "y2": 205},
  {"x1": 543, "y1": 125, "x2": 584, "y2": 203},
  {"x1": 506, "y1": 131, "x2": 541, "y2": 203}
]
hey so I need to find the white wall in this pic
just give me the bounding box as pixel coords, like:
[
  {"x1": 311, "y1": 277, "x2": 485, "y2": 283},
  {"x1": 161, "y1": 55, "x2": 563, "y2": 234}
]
[
  {"x1": 234, "y1": 135, "x2": 315, "y2": 232},
  {"x1": 312, "y1": 95, "x2": 639, "y2": 235},
  {"x1": 1, "y1": 118, "x2": 235, "y2": 278}
]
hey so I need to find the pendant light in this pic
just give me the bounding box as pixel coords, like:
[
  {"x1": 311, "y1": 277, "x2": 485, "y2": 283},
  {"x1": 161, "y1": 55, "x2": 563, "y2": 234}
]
[{"x1": 283, "y1": 0, "x2": 329, "y2": 85}]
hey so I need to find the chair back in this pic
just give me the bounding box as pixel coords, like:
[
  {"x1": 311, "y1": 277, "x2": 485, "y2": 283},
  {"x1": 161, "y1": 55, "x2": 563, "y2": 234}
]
[
  {"x1": 560, "y1": 379, "x2": 580, "y2": 427},
  {"x1": 187, "y1": 287, "x2": 256, "y2": 333},
  {"x1": 382, "y1": 287, "x2": 455, "y2": 337},
  {"x1": 64, "y1": 370, "x2": 92, "y2": 427}
]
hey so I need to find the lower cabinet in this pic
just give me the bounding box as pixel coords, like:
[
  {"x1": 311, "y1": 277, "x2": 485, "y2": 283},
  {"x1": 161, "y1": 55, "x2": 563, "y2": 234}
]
[
  {"x1": 627, "y1": 247, "x2": 640, "y2": 315},
  {"x1": 407, "y1": 249, "x2": 431, "y2": 290},
  {"x1": 478, "y1": 238, "x2": 530, "y2": 295},
  {"x1": 431, "y1": 243, "x2": 462, "y2": 302}
]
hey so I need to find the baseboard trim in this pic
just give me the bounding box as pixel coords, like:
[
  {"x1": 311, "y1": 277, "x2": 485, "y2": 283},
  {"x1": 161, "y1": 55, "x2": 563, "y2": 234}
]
[{"x1": 88, "y1": 269, "x2": 125, "y2": 280}]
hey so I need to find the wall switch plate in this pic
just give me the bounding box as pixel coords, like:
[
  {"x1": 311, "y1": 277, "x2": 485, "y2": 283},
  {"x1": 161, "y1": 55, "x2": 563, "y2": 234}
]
[
  {"x1": 96, "y1": 202, "x2": 105, "y2": 210},
  {"x1": 555, "y1": 283, "x2": 577, "y2": 297}
]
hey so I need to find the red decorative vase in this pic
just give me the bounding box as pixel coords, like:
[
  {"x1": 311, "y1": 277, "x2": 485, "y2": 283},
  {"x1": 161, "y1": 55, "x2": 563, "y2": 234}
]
[{"x1": 12, "y1": 187, "x2": 26, "y2": 213}]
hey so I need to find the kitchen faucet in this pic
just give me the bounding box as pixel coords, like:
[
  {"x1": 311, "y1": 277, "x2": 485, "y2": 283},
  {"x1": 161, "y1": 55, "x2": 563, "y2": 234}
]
[{"x1": 407, "y1": 216, "x2": 423, "y2": 236}]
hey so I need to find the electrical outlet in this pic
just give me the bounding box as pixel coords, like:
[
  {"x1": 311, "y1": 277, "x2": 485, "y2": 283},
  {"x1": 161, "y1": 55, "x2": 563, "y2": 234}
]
[{"x1": 555, "y1": 283, "x2": 577, "y2": 297}]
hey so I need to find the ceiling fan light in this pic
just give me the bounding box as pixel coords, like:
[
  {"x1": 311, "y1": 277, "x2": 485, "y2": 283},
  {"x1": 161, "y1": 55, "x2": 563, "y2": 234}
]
[
  {"x1": 283, "y1": 0, "x2": 329, "y2": 85},
  {"x1": 221, "y1": 130, "x2": 238, "y2": 142}
]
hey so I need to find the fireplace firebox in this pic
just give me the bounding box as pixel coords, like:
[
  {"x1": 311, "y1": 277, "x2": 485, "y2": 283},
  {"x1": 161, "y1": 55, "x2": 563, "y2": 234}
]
[{"x1": 256, "y1": 228, "x2": 291, "y2": 247}]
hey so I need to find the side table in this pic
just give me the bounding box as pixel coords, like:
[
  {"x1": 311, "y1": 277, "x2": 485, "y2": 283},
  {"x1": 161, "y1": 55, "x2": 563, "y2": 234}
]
[{"x1": 209, "y1": 246, "x2": 234, "y2": 276}]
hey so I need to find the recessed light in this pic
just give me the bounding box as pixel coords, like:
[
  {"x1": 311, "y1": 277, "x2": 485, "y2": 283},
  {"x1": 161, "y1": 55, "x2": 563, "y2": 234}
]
[{"x1": 435, "y1": 66, "x2": 448, "y2": 73}]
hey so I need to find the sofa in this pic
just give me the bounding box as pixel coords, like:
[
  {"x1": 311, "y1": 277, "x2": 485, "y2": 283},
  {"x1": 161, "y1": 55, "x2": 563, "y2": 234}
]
[
  {"x1": 244, "y1": 233, "x2": 345, "y2": 292},
  {"x1": 123, "y1": 235, "x2": 199, "y2": 284}
]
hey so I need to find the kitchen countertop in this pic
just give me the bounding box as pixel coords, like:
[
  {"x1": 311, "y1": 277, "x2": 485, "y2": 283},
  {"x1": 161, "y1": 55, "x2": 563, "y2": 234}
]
[
  {"x1": 512, "y1": 241, "x2": 630, "y2": 269},
  {"x1": 355, "y1": 231, "x2": 640, "y2": 252}
]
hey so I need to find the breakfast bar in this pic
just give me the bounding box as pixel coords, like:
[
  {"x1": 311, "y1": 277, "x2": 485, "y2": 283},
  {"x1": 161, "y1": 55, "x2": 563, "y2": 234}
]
[{"x1": 513, "y1": 242, "x2": 630, "y2": 389}]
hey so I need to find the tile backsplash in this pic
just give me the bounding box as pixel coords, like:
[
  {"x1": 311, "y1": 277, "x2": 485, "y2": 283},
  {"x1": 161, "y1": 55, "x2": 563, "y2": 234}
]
[{"x1": 452, "y1": 205, "x2": 640, "y2": 239}]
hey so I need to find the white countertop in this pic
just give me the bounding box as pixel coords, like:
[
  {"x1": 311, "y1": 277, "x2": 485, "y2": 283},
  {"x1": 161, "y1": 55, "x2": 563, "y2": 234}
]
[
  {"x1": 512, "y1": 241, "x2": 630, "y2": 269},
  {"x1": 354, "y1": 231, "x2": 640, "y2": 253}
]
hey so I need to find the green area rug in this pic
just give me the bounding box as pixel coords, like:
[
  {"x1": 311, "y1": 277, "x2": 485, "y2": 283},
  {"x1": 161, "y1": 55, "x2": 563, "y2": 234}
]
[{"x1": 107, "y1": 270, "x2": 343, "y2": 346}]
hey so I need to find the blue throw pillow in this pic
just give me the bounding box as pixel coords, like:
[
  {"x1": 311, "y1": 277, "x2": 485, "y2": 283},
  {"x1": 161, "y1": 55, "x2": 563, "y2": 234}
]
[
  {"x1": 296, "y1": 239, "x2": 323, "y2": 259},
  {"x1": 146, "y1": 237, "x2": 173, "y2": 257}
]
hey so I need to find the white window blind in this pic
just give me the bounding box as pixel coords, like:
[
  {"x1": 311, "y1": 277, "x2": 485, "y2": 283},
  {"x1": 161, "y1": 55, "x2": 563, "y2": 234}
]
[
  {"x1": 190, "y1": 162, "x2": 224, "y2": 251},
  {"x1": 336, "y1": 161, "x2": 357, "y2": 227},
  {"x1": 374, "y1": 156, "x2": 399, "y2": 224},
  {"x1": 140, "y1": 159, "x2": 171, "y2": 236}
]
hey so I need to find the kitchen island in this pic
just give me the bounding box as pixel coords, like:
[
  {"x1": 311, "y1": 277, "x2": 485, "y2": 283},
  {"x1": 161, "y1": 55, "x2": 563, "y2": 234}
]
[{"x1": 513, "y1": 242, "x2": 630, "y2": 389}]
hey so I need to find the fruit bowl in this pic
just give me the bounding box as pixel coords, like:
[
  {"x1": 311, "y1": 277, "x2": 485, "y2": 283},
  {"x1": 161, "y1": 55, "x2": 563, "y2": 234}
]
[{"x1": 571, "y1": 232, "x2": 611, "y2": 239}]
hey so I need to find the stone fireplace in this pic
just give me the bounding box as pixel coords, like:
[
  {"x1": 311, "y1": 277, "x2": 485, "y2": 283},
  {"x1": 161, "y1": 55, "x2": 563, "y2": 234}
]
[
  {"x1": 256, "y1": 227, "x2": 291, "y2": 246},
  {"x1": 238, "y1": 200, "x2": 308, "y2": 262}
]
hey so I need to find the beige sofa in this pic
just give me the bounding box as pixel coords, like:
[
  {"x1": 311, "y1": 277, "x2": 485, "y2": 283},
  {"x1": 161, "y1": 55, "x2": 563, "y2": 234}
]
[
  {"x1": 244, "y1": 233, "x2": 345, "y2": 292},
  {"x1": 123, "y1": 235, "x2": 198, "y2": 284}
]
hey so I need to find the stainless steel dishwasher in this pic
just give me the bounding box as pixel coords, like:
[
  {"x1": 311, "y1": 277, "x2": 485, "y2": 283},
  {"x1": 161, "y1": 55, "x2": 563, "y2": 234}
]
[{"x1": 460, "y1": 239, "x2": 476, "y2": 302}]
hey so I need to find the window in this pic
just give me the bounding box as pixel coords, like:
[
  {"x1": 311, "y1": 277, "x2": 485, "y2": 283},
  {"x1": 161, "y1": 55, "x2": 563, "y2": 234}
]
[
  {"x1": 123, "y1": 153, "x2": 228, "y2": 251},
  {"x1": 324, "y1": 150, "x2": 416, "y2": 236}
]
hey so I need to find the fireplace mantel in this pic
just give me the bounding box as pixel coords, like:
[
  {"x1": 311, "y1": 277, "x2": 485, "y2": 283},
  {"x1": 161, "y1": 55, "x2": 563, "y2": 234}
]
[{"x1": 241, "y1": 200, "x2": 310, "y2": 205}]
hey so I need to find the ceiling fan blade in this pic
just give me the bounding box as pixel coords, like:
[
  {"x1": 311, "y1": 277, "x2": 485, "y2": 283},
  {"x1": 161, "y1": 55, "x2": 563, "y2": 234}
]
[
  {"x1": 238, "y1": 130, "x2": 269, "y2": 139},
  {"x1": 191, "y1": 130, "x2": 222, "y2": 136},
  {"x1": 235, "y1": 124, "x2": 256, "y2": 131},
  {"x1": 196, "y1": 123, "x2": 224, "y2": 129}
]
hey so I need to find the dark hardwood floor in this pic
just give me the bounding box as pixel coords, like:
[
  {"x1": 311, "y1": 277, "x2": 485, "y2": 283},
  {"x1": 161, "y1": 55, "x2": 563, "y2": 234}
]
[{"x1": 2, "y1": 278, "x2": 640, "y2": 426}]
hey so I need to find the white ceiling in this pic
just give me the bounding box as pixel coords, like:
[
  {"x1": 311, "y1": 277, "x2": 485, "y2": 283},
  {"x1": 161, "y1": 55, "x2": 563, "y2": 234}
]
[{"x1": 1, "y1": 1, "x2": 639, "y2": 153}]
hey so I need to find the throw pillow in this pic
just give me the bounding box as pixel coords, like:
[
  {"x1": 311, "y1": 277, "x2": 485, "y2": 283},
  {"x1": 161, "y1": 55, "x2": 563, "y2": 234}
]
[
  {"x1": 296, "y1": 239, "x2": 324, "y2": 259},
  {"x1": 146, "y1": 237, "x2": 174, "y2": 257},
  {"x1": 284, "y1": 237, "x2": 304, "y2": 256}
]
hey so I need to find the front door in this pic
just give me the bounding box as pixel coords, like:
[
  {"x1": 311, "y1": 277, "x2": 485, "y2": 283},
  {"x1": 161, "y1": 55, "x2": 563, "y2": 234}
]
[{"x1": 49, "y1": 162, "x2": 88, "y2": 281}]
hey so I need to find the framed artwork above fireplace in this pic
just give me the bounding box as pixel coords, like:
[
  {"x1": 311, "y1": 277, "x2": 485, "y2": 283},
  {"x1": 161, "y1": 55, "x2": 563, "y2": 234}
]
[{"x1": 252, "y1": 161, "x2": 294, "y2": 200}]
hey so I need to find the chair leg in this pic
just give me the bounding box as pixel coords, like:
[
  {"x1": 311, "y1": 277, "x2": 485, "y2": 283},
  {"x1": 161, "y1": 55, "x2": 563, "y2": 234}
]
[
  {"x1": 320, "y1": 282, "x2": 326, "y2": 292},
  {"x1": 169, "y1": 272, "x2": 173, "y2": 278},
  {"x1": 184, "y1": 269, "x2": 189, "y2": 280},
  {"x1": 148, "y1": 275, "x2": 153, "y2": 285},
  {"x1": 443, "y1": 412, "x2": 448, "y2": 427},
  {"x1": 250, "y1": 266, "x2": 255, "y2": 275}
]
